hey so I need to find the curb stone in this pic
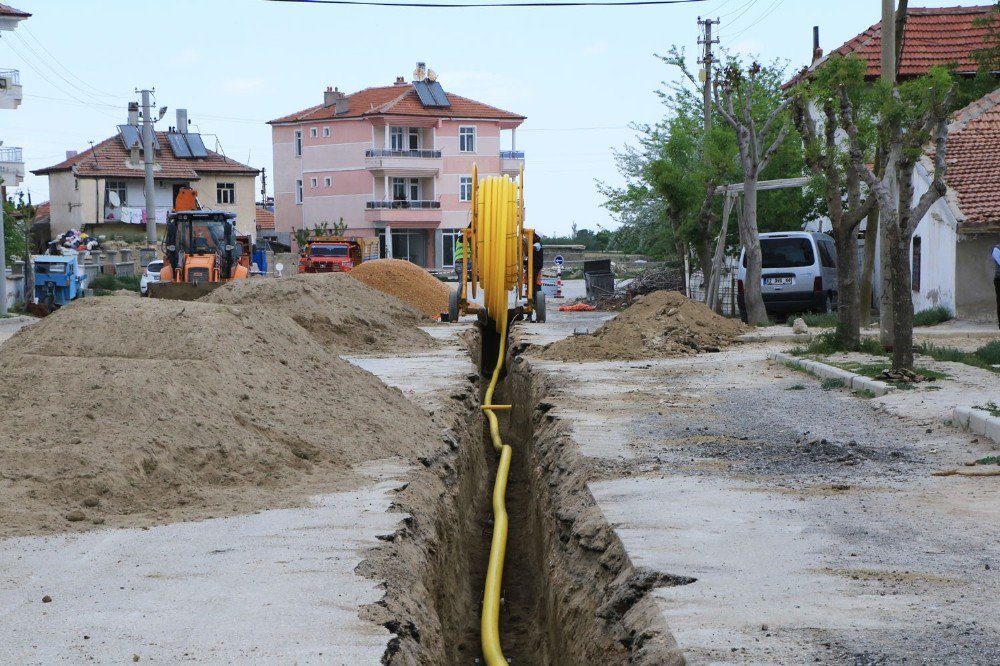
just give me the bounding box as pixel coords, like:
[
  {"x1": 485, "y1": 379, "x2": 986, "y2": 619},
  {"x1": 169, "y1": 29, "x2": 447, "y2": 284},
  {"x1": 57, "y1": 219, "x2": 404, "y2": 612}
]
[
  {"x1": 770, "y1": 352, "x2": 896, "y2": 397},
  {"x1": 953, "y1": 405, "x2": 1000, "y2": 445}
]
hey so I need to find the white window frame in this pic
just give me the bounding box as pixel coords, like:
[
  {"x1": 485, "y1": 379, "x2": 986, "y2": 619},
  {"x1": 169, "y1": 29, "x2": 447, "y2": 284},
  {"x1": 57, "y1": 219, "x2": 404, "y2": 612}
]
[
  {"x1": 408, "y1": 127, "x2": 420, "y2": 150},
  {"x1": 310, "y1": 177, "x2": 318, "y2": 188},
  {"x1": 294, "y1": 130, "x2": 303, "y2": 156},
  {"x1": 390, "y1": 127, "x2": 404, "y2": 152},
  {"x1": 324, "y1": 176, "x2": 332, "y2": 187},
  {"x1": 216, "y1": 182, "x2": 236, "y2": 205},
  {"x1": 392, "y1": 177, "x2": 406, "y2": 200},
  {"x1": 295, "y1": 179, "x2": 303, "y2": 204},
  {"x1": 459, "y1": 126, "x2": 476, "y2": 153},
  {"x1": 459, "y1": 176, "x2": 472, "y2": 202},
  {"x1": 322, "y1": 126, "x2": 330, "y2": 137},
  {"x1": 310, "y1": 127, "x2": 318, "y2": 138}
]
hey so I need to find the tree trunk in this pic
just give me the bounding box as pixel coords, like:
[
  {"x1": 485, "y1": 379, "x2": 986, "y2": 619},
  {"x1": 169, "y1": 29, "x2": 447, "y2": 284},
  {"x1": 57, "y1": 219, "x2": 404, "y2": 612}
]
[
  {"x1": 878, "y1": 207, "x2": 895, "y2": 349},
  {"x1": 740, "y1": 180, "x2": 769, "y2": 325},
  {"x1": 886, "y1": 223, "x2": 915, "y2": 369},
  {"x1": 835, "y1": 223, "x2": 861, "y2": 350},
  {"x1": 694, "y1": 238, "x2": 713, "y2": 304},
  {"x1": 858, "y1": 206, "x2": 879, "y2": 326}
]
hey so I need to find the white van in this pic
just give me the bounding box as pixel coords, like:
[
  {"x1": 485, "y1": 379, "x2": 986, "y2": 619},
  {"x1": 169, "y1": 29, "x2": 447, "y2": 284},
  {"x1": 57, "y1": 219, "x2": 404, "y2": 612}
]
[{"x1": 737, "y1": 231, "x2": 838, "y2": 321}]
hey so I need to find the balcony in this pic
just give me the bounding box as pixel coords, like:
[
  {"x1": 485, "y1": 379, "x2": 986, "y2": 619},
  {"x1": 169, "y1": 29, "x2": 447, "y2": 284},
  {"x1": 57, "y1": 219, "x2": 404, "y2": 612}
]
[
  {"x1": 0, "y1": 69, "x2": 22, "y2": 110},
  {"x1": 365, "y1": 148, "x2": 442, "y2": 175},
  {"x1": 364, "y1": 199, "x2": 441, "y2": 225},
  {"x1": 500, "y1": 150, "x2": 525, "y2": 175},
  {"x1": 0, "y1": 146, "x2": 24, "y2": 185}
]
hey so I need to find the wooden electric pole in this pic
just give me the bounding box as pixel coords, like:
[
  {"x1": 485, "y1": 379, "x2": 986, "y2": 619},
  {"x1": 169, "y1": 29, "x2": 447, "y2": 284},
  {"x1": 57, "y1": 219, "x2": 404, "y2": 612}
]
[
  {"x1": 879, "y1": 0, "x2": 897, "y2": 347},
  {"x1": 698, "y1": 16, "x2": 720, "y2": 132}
]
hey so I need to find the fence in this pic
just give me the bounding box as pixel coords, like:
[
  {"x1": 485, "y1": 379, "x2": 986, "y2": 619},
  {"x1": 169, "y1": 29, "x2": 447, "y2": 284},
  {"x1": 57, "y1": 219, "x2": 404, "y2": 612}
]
[{"x1": 687, "y1": 268, "x2": 740, "y2": 318}]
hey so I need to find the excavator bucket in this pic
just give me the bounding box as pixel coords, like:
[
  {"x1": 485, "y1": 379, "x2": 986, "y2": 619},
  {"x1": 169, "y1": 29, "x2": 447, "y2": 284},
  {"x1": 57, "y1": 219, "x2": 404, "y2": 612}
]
[{"x1": 147, "y1": 282, "x2": 224, "y2": 300}]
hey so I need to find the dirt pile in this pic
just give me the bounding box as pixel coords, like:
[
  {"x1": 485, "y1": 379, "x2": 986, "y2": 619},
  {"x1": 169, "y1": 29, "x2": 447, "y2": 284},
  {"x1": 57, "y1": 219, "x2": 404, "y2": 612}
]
[
  {"x1": 540, "y1": 290, "x2": 748, "y2": 361},
  {"x1": 0, "y1": 295, "x2": 444, "y2": 537},
  {"x1": 203, "y1": 272, "x2": 434, "y2": 353},
  {"x1": 350, "y1": 259, "x2": 451, "y2": 319}
]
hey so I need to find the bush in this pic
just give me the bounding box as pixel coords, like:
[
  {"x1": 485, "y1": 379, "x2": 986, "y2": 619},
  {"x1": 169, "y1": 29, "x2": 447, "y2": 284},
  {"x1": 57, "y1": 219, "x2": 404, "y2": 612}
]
[
  {"x1": 913, "y1": 306, "x2": 953, "y2": 327},
  {"x1": 90, "y1": 274, "x2": 141, "y2": 292}
]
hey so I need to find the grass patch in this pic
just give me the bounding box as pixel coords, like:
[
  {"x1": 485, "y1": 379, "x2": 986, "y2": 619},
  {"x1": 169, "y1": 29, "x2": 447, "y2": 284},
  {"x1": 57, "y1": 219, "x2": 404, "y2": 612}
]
[
  {"x1": 973, "y1": 400, "x2": 1000, "y2": 418},
  {"x1": 804, "y1": 331, "x2": 887, "y2": 356},
  {"x1": 90, "y1": 274, "x2": 141, "y2": 292},
  {"x1": 854, "y1": 389, "x2": 877, "y2": 399},
  {"x1": 975, "y1": 455, "x2": 1000, "y2": 466},
  {"x1": 786, "y1": 312, "x2": 838, "y2": 328},
  {"x1": 785, "y1": 384, "x2": 807, "y2": 390},
  {"x1": 912, "y1": 306, "x2": 953, "y2": 327},
  {"x1": 820, "y1": 378, "x2": 845, "y2": 390},
  {"x1": 822, "y1": 359, "x2": 949, "y2": 382},
  {"x1": 916, "y1": 341, "x2": 1000, "y2": 373}
]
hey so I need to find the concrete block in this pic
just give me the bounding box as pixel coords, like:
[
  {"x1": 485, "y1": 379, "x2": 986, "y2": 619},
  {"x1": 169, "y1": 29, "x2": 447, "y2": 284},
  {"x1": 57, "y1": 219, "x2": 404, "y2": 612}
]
[
  {"x1": 849, "y1": 376, "x2": 894, "y2": 397},
  {"x1": 986, "y1": 418, "x2": 1000, "y2": 444},
  {"x1": 952, "y1": 406, "x2": 973, "y2": 430}
]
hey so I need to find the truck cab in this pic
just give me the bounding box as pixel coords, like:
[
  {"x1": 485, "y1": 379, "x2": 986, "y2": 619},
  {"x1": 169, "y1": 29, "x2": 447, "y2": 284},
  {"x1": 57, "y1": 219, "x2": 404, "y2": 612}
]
[
  {"x1": 299, "y1": 236, "x2": 361, "y2": 273},
  {"x1": 32, "y1": 254, "x2": 87, "y2": 309}
]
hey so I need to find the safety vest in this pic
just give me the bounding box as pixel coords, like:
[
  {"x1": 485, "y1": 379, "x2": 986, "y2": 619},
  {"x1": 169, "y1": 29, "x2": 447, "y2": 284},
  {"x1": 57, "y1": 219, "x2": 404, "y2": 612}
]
[{"x1": 454, "y1": 239, "x2": 465, "y2": 261}]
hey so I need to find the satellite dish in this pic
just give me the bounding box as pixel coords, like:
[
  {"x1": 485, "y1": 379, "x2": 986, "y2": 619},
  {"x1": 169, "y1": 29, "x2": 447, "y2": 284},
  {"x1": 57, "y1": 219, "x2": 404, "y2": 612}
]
[
  {"x1": 427, "y1": 69, "x2": 438, "y2": 82},
  {"x1": 108, "y1": 191, "x2": 121, "y2": 207}
]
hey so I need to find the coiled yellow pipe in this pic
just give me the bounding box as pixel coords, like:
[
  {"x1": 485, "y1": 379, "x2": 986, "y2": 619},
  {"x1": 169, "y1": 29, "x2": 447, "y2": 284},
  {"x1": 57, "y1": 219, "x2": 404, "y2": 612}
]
[{"x1": 472, "y1": 169, "x2": 523, "y2": 665}]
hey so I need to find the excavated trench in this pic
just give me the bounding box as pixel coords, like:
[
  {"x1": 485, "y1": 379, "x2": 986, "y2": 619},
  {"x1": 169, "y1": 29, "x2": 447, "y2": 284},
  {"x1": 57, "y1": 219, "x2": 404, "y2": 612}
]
[{"x1": 360, "y1": 325, "x2": 689, "y2": 665}]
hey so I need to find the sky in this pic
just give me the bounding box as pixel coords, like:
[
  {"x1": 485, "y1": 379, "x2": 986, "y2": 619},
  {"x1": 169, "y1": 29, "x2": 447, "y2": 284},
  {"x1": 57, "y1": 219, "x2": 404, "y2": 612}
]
[{"x1": 0, "y1": 0, "x2": 976, "y2": 237}]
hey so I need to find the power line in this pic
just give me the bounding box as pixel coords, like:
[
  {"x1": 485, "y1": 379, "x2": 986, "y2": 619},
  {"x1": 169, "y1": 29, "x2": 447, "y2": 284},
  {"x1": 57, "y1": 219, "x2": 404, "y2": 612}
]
[
  {"x1": 720, "y1": 0, "x2": 783, "y2": 39},
  {"x1": 268, "y1": 0, "x2": 708, "y2": 7},
  {"x1": 19, "y1": 24, "x2": 131, "y2": 101}
]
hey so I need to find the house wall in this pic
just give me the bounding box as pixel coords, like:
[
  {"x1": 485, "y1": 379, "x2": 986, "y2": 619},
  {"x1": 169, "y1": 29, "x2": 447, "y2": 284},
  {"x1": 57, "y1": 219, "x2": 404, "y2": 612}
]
[
  {"x1": 955, "y1": 231, "x2": 1000, "y2": 317},
  {"x1": 908, "y1": 162, "x2": 959, "y2": 314},
  {"x1": 48, "y1": 171, "x2": 83, "y2": 235}
]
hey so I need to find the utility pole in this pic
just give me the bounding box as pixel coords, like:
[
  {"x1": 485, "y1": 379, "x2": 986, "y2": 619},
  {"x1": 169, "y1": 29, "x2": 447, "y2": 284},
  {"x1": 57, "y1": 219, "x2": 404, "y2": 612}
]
[
  {"x1": 260, "y1": 167, "x2": 267, "y2": 204},
  {"x1": 0, "y1": 183, "x2": 7, "y2": 316},
  {"x1": 138, "y1": 88, "x2": 157, "y2": 245},
  {"x1": 878, "y1": 0, "x2": 897, "y2": 347},
  {"x1": 698, "y1": 16, "x2": 720, "y2": 132}
]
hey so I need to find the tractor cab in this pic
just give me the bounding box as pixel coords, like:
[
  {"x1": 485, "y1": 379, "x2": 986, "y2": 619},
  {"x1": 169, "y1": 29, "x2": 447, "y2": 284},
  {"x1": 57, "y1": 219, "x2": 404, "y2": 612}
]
[{"x1": 150, "y1": 210, "x2": 249, "y2": 299}]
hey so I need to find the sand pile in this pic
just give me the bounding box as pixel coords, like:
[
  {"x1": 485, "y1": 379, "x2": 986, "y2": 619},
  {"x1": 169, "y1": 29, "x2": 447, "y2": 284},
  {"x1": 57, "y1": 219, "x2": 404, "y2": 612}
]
[
  {"x1": 203, "y1": 272, "x2": 434, "y2": 353},
  {"x1": 540, "y1": 290, "x2": 749, "y2": 361},
  {"x1": 350, "y1": 259, "x2": 451, "y2": 318},
  {"x1": 0, "y1": 296, "x2": 444, "y2": 536}
]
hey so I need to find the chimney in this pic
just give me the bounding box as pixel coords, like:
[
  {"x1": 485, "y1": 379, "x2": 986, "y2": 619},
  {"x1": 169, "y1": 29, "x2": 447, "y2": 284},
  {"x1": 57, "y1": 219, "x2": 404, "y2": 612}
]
[
  {"x1": 394, "y1": 76, "x2": 406, "y2": 86},
  {"x1": 176, "y1": 108, "x2": 188, "y2": 134},
  {"x1": 414, "y1": 61, "x2": 426, "y2": 81},
  {"x1": 127, "y1": 101, "x2": 139, "y2": 125},
  {"x1": 812, "y1": 26, "x2": 823, "y2": 62},
  {"x1": 130, "y1": 143, "x2": 141, "y2": 166},
  {"x1": 65, "y1": 150, "x2": 78, "y2": 160},
  {"x1": 324, "y1": 86, "x2": 348, "y2": 114}
]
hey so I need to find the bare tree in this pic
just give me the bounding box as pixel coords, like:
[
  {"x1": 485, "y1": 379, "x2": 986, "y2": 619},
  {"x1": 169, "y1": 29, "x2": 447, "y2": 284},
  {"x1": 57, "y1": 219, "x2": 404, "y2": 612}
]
[
  {"x1": 842, "y1": 82, "x2": 954, "y2": 369},
  {"x1": 791, "y1": 89, "x2": 877, "y2": 349},
  {"x1": 714, "y1": 62, "x2": 792, "y2": 324}
]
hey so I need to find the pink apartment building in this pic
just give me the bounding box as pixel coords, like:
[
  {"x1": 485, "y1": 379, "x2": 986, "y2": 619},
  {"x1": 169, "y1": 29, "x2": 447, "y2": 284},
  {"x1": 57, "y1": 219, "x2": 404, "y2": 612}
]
[{"x1": 268, "y1": 64, "x2": 525, "y2": 269}]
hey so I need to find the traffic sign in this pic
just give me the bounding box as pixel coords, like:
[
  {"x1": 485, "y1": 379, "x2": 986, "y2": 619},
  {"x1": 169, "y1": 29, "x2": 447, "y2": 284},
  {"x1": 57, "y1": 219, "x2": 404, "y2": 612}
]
[{"x1": 554, "y1": 254, "x2": 564, "y2": 266}]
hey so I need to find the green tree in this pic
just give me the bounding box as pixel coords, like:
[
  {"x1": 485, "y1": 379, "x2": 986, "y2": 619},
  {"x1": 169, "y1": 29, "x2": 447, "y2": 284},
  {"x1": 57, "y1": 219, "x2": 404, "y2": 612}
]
[{"x1": 3, "y1": 190, "x2": 31, "y2": 267}]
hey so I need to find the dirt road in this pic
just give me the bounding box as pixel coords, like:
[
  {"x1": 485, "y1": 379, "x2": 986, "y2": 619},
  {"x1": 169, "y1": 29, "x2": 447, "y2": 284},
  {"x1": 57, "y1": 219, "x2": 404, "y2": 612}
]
[{"x1": 524, "y1": 332, "x2": 1000, "y2": 664}]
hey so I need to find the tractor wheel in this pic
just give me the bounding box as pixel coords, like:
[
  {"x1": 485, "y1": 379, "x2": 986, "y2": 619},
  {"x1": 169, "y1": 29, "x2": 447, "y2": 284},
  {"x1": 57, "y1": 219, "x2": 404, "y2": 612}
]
[
  {"x1": 535, "y1": 291, "x2": 546, "y2": 323},
  {"x1": 448, "y1": 289, "x2": 460, "y2": 322}
]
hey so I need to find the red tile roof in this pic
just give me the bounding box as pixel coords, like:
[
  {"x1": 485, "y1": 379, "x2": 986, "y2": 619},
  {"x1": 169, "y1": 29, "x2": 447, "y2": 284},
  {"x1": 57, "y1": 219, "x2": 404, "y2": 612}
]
[
  {"x1": 255, "y1": 205, "x2": 275, "y2": 230},
  {"x1": 32, "y1": 131, "x2": 259, "y2": 180},
  {"x1": 0, "y1": 4, "x2": 30, "y2": 18},
  {"x1": 269, "y1": 83, "x2": 525, "y2": 125},
  {"x1": 789, "y1": 6, "x2": 996, "y2": 87},
  {"x1": 34, "y1": 201, "x2": 49, "y2": 222},
  {"x1": 941, "y1": 87, "x2": 1000, "y2": 229}
]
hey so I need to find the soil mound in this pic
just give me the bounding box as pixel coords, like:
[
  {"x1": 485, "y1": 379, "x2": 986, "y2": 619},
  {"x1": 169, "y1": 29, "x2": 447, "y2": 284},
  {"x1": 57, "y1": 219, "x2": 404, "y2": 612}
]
[
  {"x1": 203, "y1": 272, "x2": 434, "y2": 353},
  {"x1": 0, "y1": 296, "x2": 443, "y2": 537},
  {"x1": 350, "y1": 259, "x2": 451, "y2": 319},
  {"x1": 540, "y1": 290, "x2": 748, "y2": 361}
]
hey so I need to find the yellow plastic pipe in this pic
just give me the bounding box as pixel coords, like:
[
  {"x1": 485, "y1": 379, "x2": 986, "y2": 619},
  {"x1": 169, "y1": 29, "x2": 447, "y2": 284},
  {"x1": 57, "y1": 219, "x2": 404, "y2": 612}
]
[{"x1": 470, "y1": 169, "x2": 525, "y2": 664}]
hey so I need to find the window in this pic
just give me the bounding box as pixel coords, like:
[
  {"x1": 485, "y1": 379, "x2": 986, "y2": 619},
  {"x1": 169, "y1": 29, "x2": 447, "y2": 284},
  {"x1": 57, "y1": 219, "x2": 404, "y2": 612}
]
[
  {"x1": 459, "y1": 126, "x2": 476, "y2": 153},
  {"x1": 745, "y1": 238, "x2": 816, "y2": 268},
  {"x1": 323, "y1": 126, "x2": 330, "y2": 137},
  {"x1": 818, "y1": 241, "x2": 836, "y2": 268},
  {"x1": 912, "y1": 236, "x2": 921, "y2": 292},
  {"x1": 324, "y1": 176, "x2": 332, "y2": 187},
  {"x1": 390, "y1": 127, "x2": 404, "y2": 152},
  {"x1": 391, "y1": 177, "x2": 420, "y2": 201},
  {"x1": 310, "y1": 127, "x2": 318, "y2": 138},
  {"x1": 392, "y1": 177, "x2": 406, "y2": 200},
  {"x1": 310, "y1": 177, "x2": 318, "y2": 188},
  {"x1": 74, "y1": 178, "x2": 79, "y2": 191},
  {"x1": 409, "y1": 127, "x2": 420, "y2": 150},
  {"x1": 295, "y1": 179, "x2": 303, "y2": 204},
  {"x1": 443, "y1": 230, "x2": 461, "y2": 267},
  {"x1": 409, "y1": 178, "x2": 420, "y2": 201},
  {"x1": 294, "y1": 130, "x2": 303, "y2": 156},
  {"x1": 216, "y1": 182, "x2": 235, "y2": 205},
  {"x1": 459, "y1": 176, "x2": 472, "y2": 202},
  {"x1": 105, "y1": 179, "x2": 127, "y2": 206}
]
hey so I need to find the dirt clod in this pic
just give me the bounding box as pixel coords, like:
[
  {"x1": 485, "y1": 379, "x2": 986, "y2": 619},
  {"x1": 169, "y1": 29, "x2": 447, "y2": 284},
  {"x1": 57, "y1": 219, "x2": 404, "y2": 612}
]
[
  {"x1": 65, "y1": 510, "x2": 86, "y2": 522},
  {"x1": 541, "y1": 290, "x2": 748, "y2": 361},
  {"x1": 349, "y1": 259, "x2": 451, "y2": 319},
  {"x1": 41, "y1": 595, "x2": 52, "y2": 603}
]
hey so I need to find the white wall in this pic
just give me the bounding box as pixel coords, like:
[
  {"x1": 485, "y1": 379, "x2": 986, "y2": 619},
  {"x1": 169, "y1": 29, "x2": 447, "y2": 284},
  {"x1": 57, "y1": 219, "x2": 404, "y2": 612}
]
[{"x1": 909, "y1": 161, "x2": 959, "y2": 314}]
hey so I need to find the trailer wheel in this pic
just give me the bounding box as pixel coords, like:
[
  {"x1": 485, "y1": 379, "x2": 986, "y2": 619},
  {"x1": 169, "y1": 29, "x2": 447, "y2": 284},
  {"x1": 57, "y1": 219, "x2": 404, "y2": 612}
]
[
  {"x1": 534, "y1": 291, "x2": 546, "y2": 323},
  {"x1": 448, "y1": 289, "x2": 460, "y2": 322}
]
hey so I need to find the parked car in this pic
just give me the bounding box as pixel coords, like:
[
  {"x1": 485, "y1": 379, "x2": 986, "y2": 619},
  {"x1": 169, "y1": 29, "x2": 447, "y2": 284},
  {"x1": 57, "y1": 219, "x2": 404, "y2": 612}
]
[
  {"x1": 140, "y1": 260, "x2": 164, "y2": 296},
  {"x1": 736, "y1": 231, "x2": 838, "y2": 321}
]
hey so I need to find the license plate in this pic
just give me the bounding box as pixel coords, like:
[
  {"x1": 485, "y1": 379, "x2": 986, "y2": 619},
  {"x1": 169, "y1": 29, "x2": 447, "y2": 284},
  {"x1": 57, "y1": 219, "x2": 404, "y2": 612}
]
[{"x1": 763, "y1": 277, "x2": 794, "y2": 286}]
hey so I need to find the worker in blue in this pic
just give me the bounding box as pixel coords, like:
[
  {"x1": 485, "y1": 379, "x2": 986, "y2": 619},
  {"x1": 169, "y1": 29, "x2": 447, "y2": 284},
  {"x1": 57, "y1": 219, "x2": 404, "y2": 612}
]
[{"x1": 992, "y1": 241, "x2": 1000, "y2": 329}]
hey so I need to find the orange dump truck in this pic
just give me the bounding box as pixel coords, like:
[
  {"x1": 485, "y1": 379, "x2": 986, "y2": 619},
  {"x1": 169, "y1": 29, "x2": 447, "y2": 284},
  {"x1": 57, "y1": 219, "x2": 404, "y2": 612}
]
[{"x1": 298, "y1": 235, "x2": 378, "y2": 273}]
